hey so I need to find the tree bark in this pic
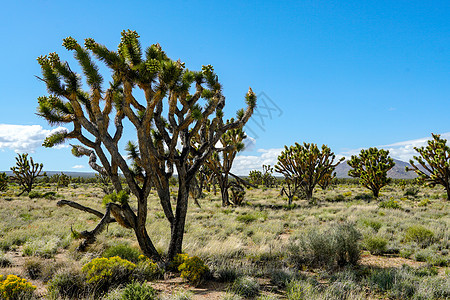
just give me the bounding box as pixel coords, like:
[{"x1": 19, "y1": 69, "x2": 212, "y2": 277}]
[
  {"x1": 167, "y1": 171, "x2": 190, "y2": 260},
  {"x1": 218, "y1": 174, "x2": 230, "y2": 206}
]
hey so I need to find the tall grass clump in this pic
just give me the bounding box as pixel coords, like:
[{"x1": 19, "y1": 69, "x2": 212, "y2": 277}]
[
  {"x1": 102, "y1": 243, "x2": 141, "y2": 263},
  {"x1": 290, "y1": 223, "x2": 361, "y2": 268},
  {"x1": 229, "y1": 276, "x2": 260, "y2": 298}
]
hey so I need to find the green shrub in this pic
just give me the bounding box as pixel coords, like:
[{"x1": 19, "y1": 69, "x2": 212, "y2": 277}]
[
  {"x1": 47, "y1": 268, "x2": 86, "y2": 299},
  {"x1": 22, "y1": 237, "x2": 60, "y2": 258},
  {"x1": 102, "y1": 190, "x2": 129, "y2": 206},
  {"x1": 378, "y1": 198, "x2": 402, "y2": 209},
  {"x1": 292, "y1": 223, "x2": 361, "y2": 268},
  {"x1": 133, "y1": 256, "x2": 162, "y2": 281},
  {"x1": 121, "y1": 281, "x2": 158, "y2": 300},
  {"x1": 269, "y1": 269, "x2": 296, "y2": 288},
  {"x1": 178, "y1": 256, "x2": 209, "y2": 285},
  {"x1": 102, "y1": 243, "x2": 141, "y2": 263},
  {"x1": 364, "y1": 235, "x2": 388, "y2": 255},
  {"x1": 404, "y1": 187, "x2": 420, "y2": 197},
  {"x1": 230, "y1": 276, "x2": 260, "y2": 298},
  {"x1": 82, "y1": 256, "x2": 136, "y2": 291},
  {"x1": 214, "y1": 267, "x2": 240, "y2": 283},
  {"x1": 286, "y1": 279, "x2": 317, "y2": 300},
  {"x1": 0, "y1": 274, "x2": 36, "y2": 300},
  {"x1": 0, "y1": 252, "x2": 12, "y2": 268},
  {"x1": 236, "y1": 213, "x2": 257, "y2": 224},
  {"x1": 362, "y1": 219, "x2": 383, "y2": 232},
  {"x1": 418, "y1": 198, "x2": 430, "y2": 207},
  {"x1": 404, "y1": 225, "x2": 435, "y2": 248}
]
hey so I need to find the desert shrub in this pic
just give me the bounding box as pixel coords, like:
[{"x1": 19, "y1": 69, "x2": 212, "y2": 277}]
[
  {"x1": 165, "y1": 289, "x2": 194, "y2": 300},
  {"x1": 23, "y1": 258, "x2": 43, "y2": 280},
  {"x1": 230, "y1": 276, "x2": 260, "y2": 298},
  {"x1": 178, "y1": 256, "x2": 209, "y2": 285},
  {"x1": 102, "y1": 190, "x2": 129, "y2": 207},
  {"x1": 361, "y1": 219, "x2": 383, "y2": 232},
  {"x1": 82, "y1": 256, "x2": 136, "y2": 291},
  {"x1": 47, "y1": 268, "x2": 86, "y2": 299},
  {"x1": 214, "y1": 267, "x2": 240, "y2": 283},
  {"x1": 378, "y1": 198, "x2": 402, "y2": 209},
  {"x1": 404, "y1": 187, "x2": 420, "y2": 197},
  {"x1": 0, "y1": 252, "x2": 12, "y2": 268},
  {"x1": 286, "y1": 279, "x2": 317, "y2": 300},
  {"x1": 292, "y1": 223, "x2": 361, "y2": 268},
  {"x1": 418, "y1": 198, "x2": 430, "y2": 207},
  {"x1": 168, "y1": 253, "x2": 189, "y2": 272},
  {"x1": 27, "y1": 191, "x2": 57, "y2": 199},
  {"x1": 369, "y1": 268, "x2": 396, "y2": 292},
  {"x1": 236, "y1": 213, "x2": 257, "y2": 224},
  {"x1": 132, "y1": 256, "x2": 162, "y2": 281},
  {"x1": 363, "y1": 235, "x2": 388, "y2": 255},
  {"x1": 22, "y1": 237, "x2": 60, "y2": 258},
  {"x1": 121, "y1": 281, "x2": 158, "y2": 300},
  {"x1": 0, "y1": 274, "x2": 36, "y2": 300},
  {"x1": 102, "y1": 243, "x2": 141, "y2": 263},
  {"x1": 354, "y1": 193, "x2": 373, "y2": 201},
  {"x1": 269, "y1": 269, "x2": 296, "y2": 288},
  {"x1": 404, "y1": 225, "x2": 435, "y2": 248}
]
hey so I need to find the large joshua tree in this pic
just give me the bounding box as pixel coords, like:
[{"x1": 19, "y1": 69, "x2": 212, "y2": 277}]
[
  {"x1": 203, "y1": 121, "x2": 246, "y2": 206},
  {"x1": 275, "y1": 143, "x2": 343, "y2": 203},
  {"x1": 37, "y1": 30, "x2": 255, "y2": 262},
  {"x1": 407, "y1": 134, "x2": 450, "y2": 200},
  {"x1": 347, "y1": 148, "x2": 395, "y2": 198}
]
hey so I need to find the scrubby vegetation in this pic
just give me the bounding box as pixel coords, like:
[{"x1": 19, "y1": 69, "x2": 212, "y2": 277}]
[{"x1": 0, "y1": 178, "x2": 448, "y2": 299}]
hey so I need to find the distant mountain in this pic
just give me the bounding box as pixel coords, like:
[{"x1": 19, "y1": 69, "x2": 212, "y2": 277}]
[{"x1": 335, "y1": 159, "x2": 418, "y2": 179}]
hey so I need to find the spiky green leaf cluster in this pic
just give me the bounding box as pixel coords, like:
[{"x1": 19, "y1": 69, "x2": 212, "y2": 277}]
[
  {"x1": 408, "y1": 134, "x2": 450, "y2": 200},
  {"x1": 0, "y1": 172, "x2": 8, "y2": 192},
  {"x1": 347, "y1": 147, "x2": 395, "y2": 198},
  {"x1": 276, "y1": 143, "x2": 343, "y2": 200}
]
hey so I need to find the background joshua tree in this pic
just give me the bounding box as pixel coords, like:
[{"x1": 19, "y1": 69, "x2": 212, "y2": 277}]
[
  {"x1": 10, "y1": 153, "x2": 44, "y2": 196},
  {"x1": 347, "y1": 148, "x2": 395, "y2": 198},
  {"x1": 0, "y1": 173, "x2": 8, "y2": 192},
  {"x1": 37, "y1": 30, "x2": 255, "y2": 262},
  {"x1": 318, "y1": 171, "x2": 336, "y2": 190},
  {"x1": 204, "y1": 121, "x2": 246, "y2": 206},
  {"x1": 407, "y1": 133, "x2": 450, "y2": 200},
  {"x1": 276, "y1": 143, "x2": 343, "y2": 203}
]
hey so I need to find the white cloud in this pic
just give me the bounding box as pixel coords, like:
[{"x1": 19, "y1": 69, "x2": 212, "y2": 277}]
[
  {"x1": 0, "y1": 124, "x2": 68, "y2": 153},
  {"x1": 340, "y1": 132, "x2": 450, "y2": 162},
  {"x1": 231, "y1": 148, "x2": 283, "y2": 175},
  {"x1": 72, "y1": 165, "x2": 85, "y2": 169}
]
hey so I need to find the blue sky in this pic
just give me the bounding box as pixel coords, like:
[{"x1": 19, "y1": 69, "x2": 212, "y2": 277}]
[{"x1": 0, "y1": 0, "x2": 449, "y2": 174}]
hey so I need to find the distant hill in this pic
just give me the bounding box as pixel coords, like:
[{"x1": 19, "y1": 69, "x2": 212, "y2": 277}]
[
  {"x1": 2, "y1": 171, "x2": 97, "y2": 178},
  {"x1": 335, "y1": 159, "x2": 418, "y2": 179}
]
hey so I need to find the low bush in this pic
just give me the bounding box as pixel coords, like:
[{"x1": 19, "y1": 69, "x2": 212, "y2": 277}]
[
  {"x1": 404, "y1": 225, "x2": 436, "y2": 248},
  {"x1": 102, "y1": 243, "x2": 141, "y2": 263},
  {"x1": 133, "y1": 256, "x2": 162, "y2": 281},
  {"x1": 82, "y1": 256, "x2": 136, "y2": 292},
  {"x1": 404, "y1": 187, "x2": 420, "y2": 197},
  {"x1": 291, "y1": 222, "x2": 361, "y2": 268},
  {"x1": 0, "y1": 274, "x2": 36, "y2": 300},
  {"x1": 178, "y1": 256, "x2": 209, "y2": 285},
  {"x1": 47, "y1": 268, "x2": 86, "y2": 299},
  {"x1": 22, "y1": 237, "x2": 60, "y2": 258},
  {"x1": 230, "y1": 276, "x2": 260, "y2": 298},
  {"x1": 121, "y1": 281, "x2": 158, "y2": 300},
  {"x1": 0, "y1": 252, "x2": 12, "y2": 268},
  {"x1": 213, "y1": 266, "x2": 241, "y2": 283},
  {"x1": 364, "y1": 235, "x2": 388, "y2": 255},
  {"x1": 378, "y1": 198, "x2": 402, "y2": 209}
]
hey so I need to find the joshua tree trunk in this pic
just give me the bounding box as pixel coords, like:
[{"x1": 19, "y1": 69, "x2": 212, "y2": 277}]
[{"x1": 218, "y1": 174, "x2": 230, "y2": 206}]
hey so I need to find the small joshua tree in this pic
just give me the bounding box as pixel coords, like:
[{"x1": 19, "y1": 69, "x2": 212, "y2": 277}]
[
  {"x1": 0, "y1": 173, "x2": 8, "y2": 192},
  {"x1": 276, "y1": 143, "x2": 343, "y2": 203},
  {"x1": 407, "y1": 134, "x2": 450, "y2": 200},
  {"x1": 10, "y1": 153, "x2": 44, "y2": 196},
  {"x1": 248, "y1": 170, "x2": 263, "y2": 186},
  {"x1": 204, "y1": 122, "x2": 246, "y2": 206},
  {"x1": 347, "y1": 148, "x2": 395, "y2": 198}
]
